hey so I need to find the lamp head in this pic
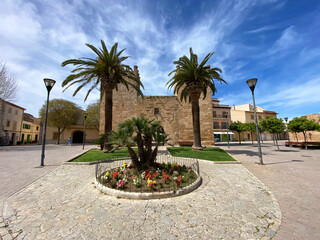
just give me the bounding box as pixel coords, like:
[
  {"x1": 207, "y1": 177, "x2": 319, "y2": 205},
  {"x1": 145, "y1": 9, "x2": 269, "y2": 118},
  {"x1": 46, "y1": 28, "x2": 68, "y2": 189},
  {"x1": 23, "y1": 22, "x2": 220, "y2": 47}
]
[
  {"x1": 246, "y1": 78, "x2": 258, "y2": 93},
  {"x1": 43, "y1": 78, "x2": 56, "y2": 92},
  {"x1": 284, "y1": 117, "x2": 288, "y2": 122},
  {"x1": 84, "y1": 112, "x2": 87, "y2": 119}
]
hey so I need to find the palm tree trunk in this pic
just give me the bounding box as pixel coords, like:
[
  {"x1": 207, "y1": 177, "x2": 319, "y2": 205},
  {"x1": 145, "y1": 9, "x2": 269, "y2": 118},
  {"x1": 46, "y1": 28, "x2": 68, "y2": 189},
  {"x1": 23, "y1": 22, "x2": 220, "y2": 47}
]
[
  {"x1": 238, "y1": 132, "x2": 241, "y2": 144},
  {"x1": 191, "y1": 96, "x2": 202, "y2": 150},
  {"x1": 104, "y1": 88, "x2": 113, "y2": 152}
]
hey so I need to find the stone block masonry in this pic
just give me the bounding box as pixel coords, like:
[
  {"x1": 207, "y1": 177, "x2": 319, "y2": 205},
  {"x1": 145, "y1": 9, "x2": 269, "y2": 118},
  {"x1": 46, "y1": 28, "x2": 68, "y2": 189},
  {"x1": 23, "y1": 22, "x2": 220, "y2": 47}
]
[{"x1": 99, "y1": 66, "x2": 214, "y2": 146}]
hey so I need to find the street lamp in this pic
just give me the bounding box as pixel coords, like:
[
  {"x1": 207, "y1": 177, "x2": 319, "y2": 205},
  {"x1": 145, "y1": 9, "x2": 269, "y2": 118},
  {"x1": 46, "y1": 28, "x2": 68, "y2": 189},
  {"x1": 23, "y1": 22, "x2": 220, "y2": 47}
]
[
  {"x1": 246, "y1": 78, "x2": 263, "y2": 165},
  {"x1": 82, "y1": 112, "x2": 87, "y2": 150},
  {"x1": 284, "y1": 117, "x2": 289, "y2": 142},
  {"x1": 40, "y1": 78, "x2": 56, "y2": 166}
]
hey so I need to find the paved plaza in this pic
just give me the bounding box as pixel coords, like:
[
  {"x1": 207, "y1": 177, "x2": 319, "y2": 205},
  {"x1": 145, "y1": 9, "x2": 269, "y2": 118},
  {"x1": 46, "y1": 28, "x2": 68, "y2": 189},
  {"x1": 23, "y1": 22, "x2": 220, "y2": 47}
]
[
  {"x1": 1, "y1": 161, "x2": 280, "y2": 239},
  {"x1": 218, "y1": 141, "x2": 320, "y2": 240},
  {"x1": 0, "y1": 141, "x2": 319, "y2": 239}
]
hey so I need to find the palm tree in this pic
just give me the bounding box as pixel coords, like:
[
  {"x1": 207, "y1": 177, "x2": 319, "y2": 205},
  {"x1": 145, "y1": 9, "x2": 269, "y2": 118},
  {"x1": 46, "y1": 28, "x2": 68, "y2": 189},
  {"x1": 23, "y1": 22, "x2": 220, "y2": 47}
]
[
  {"x1": 109, "y1": 116, "x2": 169, "y2": 170},
  {"x1": 167, "y1": 48, "x2": 226, "y2": 150},
  {"x1": 61, "y1": 40, "x2": 144, "y2": 151}
]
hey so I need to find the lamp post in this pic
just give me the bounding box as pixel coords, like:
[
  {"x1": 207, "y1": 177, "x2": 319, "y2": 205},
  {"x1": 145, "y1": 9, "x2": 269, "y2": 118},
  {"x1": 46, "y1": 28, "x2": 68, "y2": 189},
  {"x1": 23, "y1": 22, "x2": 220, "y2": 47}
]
[
  {"x1": 82, "y1": 112, "x2": 87, "y2": 150},
  {"x1": 41, "y1": 78, "x2": 56, "y2": 166},
  {"x1": 246, "y1": 78, "x2": 263, "y2": 165},
  {"x1": 284, "y1": 117, "x2": 289, "y2": 142}
]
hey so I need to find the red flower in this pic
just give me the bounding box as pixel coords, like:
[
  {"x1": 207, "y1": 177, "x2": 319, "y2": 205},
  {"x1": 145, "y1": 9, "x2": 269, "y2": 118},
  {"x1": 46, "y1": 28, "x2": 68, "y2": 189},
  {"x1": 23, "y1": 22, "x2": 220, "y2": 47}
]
[{"x1": 113, "y1": 172, "x2": 119, "y2": 179}]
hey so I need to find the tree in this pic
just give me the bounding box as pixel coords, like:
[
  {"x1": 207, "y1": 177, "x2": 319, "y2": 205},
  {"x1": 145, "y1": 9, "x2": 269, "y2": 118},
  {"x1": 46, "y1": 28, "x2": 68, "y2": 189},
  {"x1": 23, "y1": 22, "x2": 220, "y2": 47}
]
[
  {"x1": 61, "y1": 40, "x2": 144, "y2": 152},
  {"x1": 260, "y1": 117, "x2": 285, "y2": 151},
  {"x1": 287, "y1": 117, "x2": 320, "y2": 148},
  {"x1": 243, "y1": 122, "x2": 256, "y2": 145},
  {"x1": 86, "y1": 101, "x2": 100, "y2": 131},
  {"x1": 228, "y1": 121, "x2": 245, "y2": 144},
  {"x1": 39, "y1": 99, "x2": 82, "y2": 144},
  {"x1": 0, "y1": 62, "x2": 18, "y2": 101},
  {"x1": 109, "y1": 116, "x2": 169, "y2": 170},
  {"x1": 167, "y1": 48, "x2": 226, "y2": 150}
]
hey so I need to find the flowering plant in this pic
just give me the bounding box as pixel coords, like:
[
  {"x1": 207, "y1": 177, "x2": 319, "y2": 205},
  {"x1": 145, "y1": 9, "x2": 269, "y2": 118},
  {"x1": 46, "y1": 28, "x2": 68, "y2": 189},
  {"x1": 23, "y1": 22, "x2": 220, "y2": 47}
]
[
  {"x1": 147, "y1": 178, "x2": 156, "y2": 189},
  {"x1": 117, "y1": 180, "x2": 126, "y2": 189},
  {"x1": 133, "y1": 178, "x2": 142, "y2": 188},
  {"x1": 113, "y1": 171, "x2": 120, "y2": 180},
  {"x1": 103, "y1": 171, "x2": 110, "y2": 181}
]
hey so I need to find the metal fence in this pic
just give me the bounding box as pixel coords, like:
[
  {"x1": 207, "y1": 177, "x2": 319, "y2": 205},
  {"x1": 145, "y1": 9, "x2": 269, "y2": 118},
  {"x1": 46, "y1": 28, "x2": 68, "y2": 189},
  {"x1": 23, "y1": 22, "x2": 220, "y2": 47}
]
[{"x1": 95, "y1": 155, "x2": 200, "y2": 193}]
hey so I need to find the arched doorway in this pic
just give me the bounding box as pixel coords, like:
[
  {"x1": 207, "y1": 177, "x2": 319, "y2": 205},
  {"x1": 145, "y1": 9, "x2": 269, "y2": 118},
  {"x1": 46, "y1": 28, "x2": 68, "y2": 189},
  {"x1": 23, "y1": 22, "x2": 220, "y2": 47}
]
[{"x1": 72, "y1": 131, "x2": 83, "y2": 143}]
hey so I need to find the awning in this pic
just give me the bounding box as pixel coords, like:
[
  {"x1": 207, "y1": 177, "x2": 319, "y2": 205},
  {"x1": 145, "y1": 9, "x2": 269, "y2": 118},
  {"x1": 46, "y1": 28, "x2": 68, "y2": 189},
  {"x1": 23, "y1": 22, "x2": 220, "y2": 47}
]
[{"x1": 214, "y1": 131, "x2": 234, "y2": 135}]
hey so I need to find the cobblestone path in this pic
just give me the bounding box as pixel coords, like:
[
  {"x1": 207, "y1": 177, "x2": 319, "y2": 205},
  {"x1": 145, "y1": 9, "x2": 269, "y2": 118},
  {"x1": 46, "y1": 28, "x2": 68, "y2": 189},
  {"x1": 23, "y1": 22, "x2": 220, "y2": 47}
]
[{"x1": 1, "y1": 161, "x2": 281, "y2": 240}]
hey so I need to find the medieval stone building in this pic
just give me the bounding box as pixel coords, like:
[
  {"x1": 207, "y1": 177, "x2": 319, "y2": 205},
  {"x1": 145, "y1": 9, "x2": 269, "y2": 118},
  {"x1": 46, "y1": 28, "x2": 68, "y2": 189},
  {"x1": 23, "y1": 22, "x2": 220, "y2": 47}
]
[{"x1": 99, "y1": 66, "x2": 214, "y2": 146}]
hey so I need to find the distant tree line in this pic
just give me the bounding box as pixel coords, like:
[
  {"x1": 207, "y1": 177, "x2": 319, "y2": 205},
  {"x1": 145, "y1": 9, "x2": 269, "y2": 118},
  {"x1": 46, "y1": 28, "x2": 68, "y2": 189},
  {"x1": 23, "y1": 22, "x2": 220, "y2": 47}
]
[{"x1": 228, "y1": 116, "x2": 320, "y2": 150}]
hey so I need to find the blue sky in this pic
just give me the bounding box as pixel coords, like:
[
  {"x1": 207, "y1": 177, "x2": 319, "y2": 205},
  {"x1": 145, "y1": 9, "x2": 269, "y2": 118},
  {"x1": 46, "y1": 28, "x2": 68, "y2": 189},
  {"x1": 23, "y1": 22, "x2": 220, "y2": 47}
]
[{"x1": 1, "y1": 0, "x2": 319, "y2": 120}]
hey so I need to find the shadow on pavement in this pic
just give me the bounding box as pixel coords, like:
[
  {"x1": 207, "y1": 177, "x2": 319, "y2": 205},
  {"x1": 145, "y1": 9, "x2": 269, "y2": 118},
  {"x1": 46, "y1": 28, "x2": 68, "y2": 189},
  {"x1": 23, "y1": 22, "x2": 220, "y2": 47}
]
[
  {"x1": 225, "y1": 150, "x2": 273, "y2": 156},
  {"x1": 264, "y1": 159, "x2": 304, "y2": 165}
]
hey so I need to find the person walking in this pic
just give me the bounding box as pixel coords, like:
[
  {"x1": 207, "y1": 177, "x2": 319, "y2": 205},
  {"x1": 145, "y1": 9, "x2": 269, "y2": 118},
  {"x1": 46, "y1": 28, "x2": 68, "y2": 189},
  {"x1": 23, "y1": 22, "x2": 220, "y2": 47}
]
[{"x1": 67, "y1": 137, "x2": 72, "y2": 147}]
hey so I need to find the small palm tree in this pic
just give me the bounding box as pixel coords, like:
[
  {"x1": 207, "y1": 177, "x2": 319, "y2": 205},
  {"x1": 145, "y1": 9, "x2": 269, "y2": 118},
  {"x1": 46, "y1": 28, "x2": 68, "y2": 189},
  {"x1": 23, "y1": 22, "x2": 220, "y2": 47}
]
[
  {"x1": 109, "y1": 116, "x2": 169, "y2": 170},
  {"x1": 61, "y1": 40, "x2": 144, "y2": 151},
  {"x1": 167, "y1": 48, "x2": 226, "y2": 150}
]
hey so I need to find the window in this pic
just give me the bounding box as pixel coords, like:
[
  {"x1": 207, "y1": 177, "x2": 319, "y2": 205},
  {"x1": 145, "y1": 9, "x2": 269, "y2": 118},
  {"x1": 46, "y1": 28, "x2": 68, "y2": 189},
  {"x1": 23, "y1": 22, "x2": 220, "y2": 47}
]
[
  {"x1": 212, "y1": 111, "x2": 217, "y2": 118},
  {"x1": 222, "y1": 111, "x2": 228, "y2": 118},
  {"x1": 251, "y1": 115, "x2": 254, "y2": 120},
  {"x1": 8, "y1": 107, "x2": 12, "y2": 113},
  {"x1": 222, "y1": 122, "x2": 228, "y2": 129},
  {"x1": 15, "y1": 109, "x2": 18, "y2": 115},
  {"x1": 6, "y1": 120, "x2": 10, "y2": 127},
  {"x1": 154, "y1": 108, "x2": 159, "y2": 115},
  {"x1": 258, "y1": 115, "x2": 262, "y2": 120},
  {"x1": 36, "y1": 126, "x2": 39, "y2": 130},
  {"x1": 213, "y1": 122, "x2": 219, "y2": 129},
  {"x1": 23, "y1": 124, "x2": 31, "y2": 129}
]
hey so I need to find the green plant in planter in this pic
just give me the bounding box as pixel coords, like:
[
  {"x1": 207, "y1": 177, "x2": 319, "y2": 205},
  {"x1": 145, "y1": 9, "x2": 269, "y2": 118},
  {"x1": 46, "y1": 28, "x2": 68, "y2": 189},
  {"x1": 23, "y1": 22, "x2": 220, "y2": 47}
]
[{"x1": 109, "y1": 115, "x2": 169, "y2": 170}]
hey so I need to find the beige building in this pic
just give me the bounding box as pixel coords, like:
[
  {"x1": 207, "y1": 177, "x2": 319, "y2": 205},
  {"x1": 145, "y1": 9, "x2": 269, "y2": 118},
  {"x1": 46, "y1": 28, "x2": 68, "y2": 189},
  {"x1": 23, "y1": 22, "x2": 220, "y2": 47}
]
[
  {"x1": 0, "y1": 99, "x2": 25, "y2": 145},
  {"x1": 289, "y1": 113, "x2": 320, "y2": 142},
  {"x1": 230, "y1": 104, "x2": 277, "y2": 141},
  {"x1": 99, "y1": 66, "x2": 214, "y2": 146},
  {"x1": 45, "y1": 122, "x2": 99, "y2": 145},
  {"x1": 20, "y1": 113, "x2": 41, "y2": 144},
  {"x1": 212, "y1": 99, "x2": 233, "y2": 142}
]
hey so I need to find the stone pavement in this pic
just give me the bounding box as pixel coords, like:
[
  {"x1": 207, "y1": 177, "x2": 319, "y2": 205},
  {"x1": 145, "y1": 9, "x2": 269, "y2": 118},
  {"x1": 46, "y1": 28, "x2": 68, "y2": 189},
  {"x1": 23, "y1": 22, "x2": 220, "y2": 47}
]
[
  {"x1": 1, "y1": 161, "x2": 281, "y2": 239},
  {"x1": 0, "y1": 144, "x2": 96, "y2": 201},
  {"x1": 218, "y1": 141, "x2": 320, "y2": 240}
]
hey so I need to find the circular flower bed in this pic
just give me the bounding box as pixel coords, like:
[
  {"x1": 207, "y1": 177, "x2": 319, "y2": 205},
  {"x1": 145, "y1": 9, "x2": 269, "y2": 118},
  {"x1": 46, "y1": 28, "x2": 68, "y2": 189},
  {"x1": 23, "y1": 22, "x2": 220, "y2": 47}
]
[{"x1": 95, "y1": 157, "x2": 202, "y2": 199}]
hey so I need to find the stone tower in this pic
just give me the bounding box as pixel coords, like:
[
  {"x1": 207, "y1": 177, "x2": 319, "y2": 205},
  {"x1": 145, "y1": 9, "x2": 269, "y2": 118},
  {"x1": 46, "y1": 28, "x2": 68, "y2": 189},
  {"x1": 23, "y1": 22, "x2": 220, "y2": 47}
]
[{"x1": 99, "y1": 66, "x2": 214, "y2": 146}]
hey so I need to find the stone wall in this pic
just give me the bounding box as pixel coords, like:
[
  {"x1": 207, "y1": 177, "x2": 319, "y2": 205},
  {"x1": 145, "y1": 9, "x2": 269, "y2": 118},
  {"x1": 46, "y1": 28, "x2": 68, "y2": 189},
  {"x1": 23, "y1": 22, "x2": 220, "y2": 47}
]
[{"x1": 99, "y1": 66, "x2": 215, "y2": 146}]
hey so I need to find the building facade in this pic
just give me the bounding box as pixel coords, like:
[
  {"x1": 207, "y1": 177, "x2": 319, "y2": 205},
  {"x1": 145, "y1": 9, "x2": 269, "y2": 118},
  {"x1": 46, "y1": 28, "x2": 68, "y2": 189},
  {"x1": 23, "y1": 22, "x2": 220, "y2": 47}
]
[
  {"x1": 0, "y1": 99, "x2": 25, "y2": 145},
  {"x1": 21, "y1": 113, "x2": 41, "y2": 144},
  {"x1": 230, "y1": 104, "x2": 278, "y2": 141},
  {"x1": 99, "y1": 66, "x2": 215, "y2": 146},
  {"x1": 212, "y1": 99, "x2": 233, "y2": 142}
]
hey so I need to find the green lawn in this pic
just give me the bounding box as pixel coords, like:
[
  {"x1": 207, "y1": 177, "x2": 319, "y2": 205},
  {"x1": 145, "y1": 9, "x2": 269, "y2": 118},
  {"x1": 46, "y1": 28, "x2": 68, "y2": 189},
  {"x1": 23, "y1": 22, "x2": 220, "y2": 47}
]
[
  {"x1": 167, "y1": 147, "x2": 236, "y2": 161},
  {"x1": 73, "y1": 148, "x2": 136, "y2": 162}
]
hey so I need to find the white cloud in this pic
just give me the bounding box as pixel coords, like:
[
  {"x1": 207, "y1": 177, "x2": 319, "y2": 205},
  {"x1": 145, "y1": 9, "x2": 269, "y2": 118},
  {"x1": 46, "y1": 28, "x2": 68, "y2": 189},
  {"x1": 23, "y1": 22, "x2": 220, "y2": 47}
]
[{"x1": 268, "y1": 26, "x2": 300, "y2": 55}]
